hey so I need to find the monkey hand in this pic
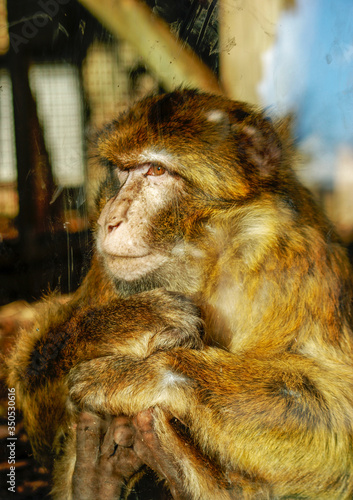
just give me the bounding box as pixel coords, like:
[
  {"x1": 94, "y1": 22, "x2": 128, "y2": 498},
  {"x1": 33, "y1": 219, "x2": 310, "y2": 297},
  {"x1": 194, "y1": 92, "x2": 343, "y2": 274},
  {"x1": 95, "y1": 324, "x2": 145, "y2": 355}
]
[
  {"x1": 81, "y1": 288, "x2": 204, "y2": 358},
  {"x1": 133, "y1": 289, "x2": 204, "y2": 355},
  {"x1": 67, "y1": 349, "x2": 190, "y2": 417}
]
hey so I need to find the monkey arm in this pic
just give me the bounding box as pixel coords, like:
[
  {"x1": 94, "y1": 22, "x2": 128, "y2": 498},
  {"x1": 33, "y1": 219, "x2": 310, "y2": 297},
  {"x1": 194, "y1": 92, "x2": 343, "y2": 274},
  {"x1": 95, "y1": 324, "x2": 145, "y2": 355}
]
[
  {"x1": 6, "y1": 289, "x2": 202, "y2": 466},
  {"x1": 6, "y1": 298, "x2": 75, "y2": 465},
  {"x1": 68, "y1": 347, "x2": 353, "y2": 499}
]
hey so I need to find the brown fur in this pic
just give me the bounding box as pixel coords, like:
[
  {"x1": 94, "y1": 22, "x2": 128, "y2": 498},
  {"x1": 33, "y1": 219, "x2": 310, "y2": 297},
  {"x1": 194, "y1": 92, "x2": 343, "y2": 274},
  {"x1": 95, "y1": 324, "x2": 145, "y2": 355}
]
[{"x1": 7, "y1": 89, "x2": 353, "y2": 499}]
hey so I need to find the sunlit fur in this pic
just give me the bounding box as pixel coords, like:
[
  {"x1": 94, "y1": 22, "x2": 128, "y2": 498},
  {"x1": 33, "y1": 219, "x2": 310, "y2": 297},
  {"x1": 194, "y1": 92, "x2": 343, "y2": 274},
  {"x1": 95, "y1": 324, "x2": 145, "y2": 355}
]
[{"x1": 7, "y1": 89, "x2": 353, "y2": 499}]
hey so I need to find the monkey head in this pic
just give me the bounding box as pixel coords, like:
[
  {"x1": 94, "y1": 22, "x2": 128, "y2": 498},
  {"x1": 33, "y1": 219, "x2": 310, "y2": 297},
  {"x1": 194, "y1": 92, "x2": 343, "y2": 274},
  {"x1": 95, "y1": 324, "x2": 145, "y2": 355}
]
[{"x1": 94, "y1": 89, "x2": 285, "y2": 292}]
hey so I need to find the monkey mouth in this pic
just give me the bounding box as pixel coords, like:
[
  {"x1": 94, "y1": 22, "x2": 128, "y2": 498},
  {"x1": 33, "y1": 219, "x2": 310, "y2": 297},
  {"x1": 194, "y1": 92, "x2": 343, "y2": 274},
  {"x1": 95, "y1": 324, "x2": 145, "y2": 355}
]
[
  {"x1": 106, "y1": 253, "x2": 152, "y2": 259},
  {"x1": 103, "y1": 251, "x2": 168, "y2": 280},
  {"x1": 99, "y1": 237, "x2": 152, "y2": 259}
]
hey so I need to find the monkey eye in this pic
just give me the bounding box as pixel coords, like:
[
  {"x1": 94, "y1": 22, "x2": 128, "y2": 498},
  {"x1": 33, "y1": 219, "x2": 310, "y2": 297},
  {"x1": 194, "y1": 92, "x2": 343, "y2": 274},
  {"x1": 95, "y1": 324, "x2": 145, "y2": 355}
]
[{"x1": 145, "y1": 164, "x2": 166, "y2": 176}]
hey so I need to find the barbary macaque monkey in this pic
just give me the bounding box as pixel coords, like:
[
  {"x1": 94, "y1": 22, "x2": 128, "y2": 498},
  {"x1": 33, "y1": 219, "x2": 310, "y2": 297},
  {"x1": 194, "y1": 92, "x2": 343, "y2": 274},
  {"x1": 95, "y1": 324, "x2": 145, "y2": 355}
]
[{"x1": 8, "y1": 89, "x2": 353, "y2": 499}]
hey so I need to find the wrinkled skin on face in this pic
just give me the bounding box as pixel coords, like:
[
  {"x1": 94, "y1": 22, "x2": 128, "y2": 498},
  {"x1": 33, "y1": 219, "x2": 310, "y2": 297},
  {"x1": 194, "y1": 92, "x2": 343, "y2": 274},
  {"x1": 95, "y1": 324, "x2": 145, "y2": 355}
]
[{"x1": 97, "y1": 163, "x2": 183, "y2": 281}]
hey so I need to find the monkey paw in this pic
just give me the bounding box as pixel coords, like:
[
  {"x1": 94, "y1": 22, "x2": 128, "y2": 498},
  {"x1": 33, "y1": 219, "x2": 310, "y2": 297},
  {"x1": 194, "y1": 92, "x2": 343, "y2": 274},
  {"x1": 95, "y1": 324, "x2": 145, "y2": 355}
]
[
  {"x1": 67, "y1": 357, "x2": 125, "y2": 415},
  {"x1": 67, "y1": 354, "x2": 164, "y2": 416},
  {"x1": 116, "y1": 288, "x2": 204, "y2": 356},
  {"x1": 141, "y1": 289, "x2": 204, "y2": 354}
]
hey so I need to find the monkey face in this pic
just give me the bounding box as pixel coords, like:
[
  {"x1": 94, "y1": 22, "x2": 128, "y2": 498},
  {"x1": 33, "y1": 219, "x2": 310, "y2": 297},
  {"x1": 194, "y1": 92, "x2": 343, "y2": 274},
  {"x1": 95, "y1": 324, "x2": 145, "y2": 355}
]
[
  {"x1": 95, "y1": 89, "x2": 284, "y2": 285},
  {"x1": 96, "y1": 161, "x2": 184, "y2": 281}
]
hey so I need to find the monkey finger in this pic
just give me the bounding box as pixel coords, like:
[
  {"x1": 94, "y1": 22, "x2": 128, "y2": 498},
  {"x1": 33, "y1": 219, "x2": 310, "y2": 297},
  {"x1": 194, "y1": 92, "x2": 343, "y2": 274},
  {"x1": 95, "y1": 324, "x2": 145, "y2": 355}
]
[
  {"x1": 99, "y1": 438, "x2": 145, "y2": 488},
  {"x1": 133, "y1": 408, "x2": 154, "y2": 431},
  {"x1": 113, "y1": 416, "x2": 136, "y2": 448},
  {"x1": 133, "y1": 410, "x2": 188, "y2": 499},
  {"x1": 72, "y1": 413, "x2": 106, "y2": 498},
  {"x1": 100, "y1": 416, "x2": 144, "y2": 480},
  {"x1": 132, "y1": 409, "x2": 163, "y2": 466},
  {"x1": 111, "y1": 446, "x2": 145, "y2": 479},
  {"x1": 101, "y1": 415, "x2": 135, "y2": 455},
  {"x1": 74, "y1": 412, "x2": 103, "y2": 466},
  {"x1": 133, "y1": 408, "x2": 173, "y2": 434}
]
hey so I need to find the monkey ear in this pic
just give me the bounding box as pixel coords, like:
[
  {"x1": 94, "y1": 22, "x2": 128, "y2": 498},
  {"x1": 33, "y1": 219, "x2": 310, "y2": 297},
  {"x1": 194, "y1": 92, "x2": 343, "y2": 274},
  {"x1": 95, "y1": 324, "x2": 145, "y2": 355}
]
[{"x1": 232, "y1": 118, "x2": 283, "y2": 177}]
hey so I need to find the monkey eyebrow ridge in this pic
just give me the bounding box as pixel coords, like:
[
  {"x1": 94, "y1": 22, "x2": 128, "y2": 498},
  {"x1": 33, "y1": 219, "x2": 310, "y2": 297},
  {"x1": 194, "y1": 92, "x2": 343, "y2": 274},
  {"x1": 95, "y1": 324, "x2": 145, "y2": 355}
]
[{"x1": 113, "y1": 149, "x2": 176, "y2": 171}]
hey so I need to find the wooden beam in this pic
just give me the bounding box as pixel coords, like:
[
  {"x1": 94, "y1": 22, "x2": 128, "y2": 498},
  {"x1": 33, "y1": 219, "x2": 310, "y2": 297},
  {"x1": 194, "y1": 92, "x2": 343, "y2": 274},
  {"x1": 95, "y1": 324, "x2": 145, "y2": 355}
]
[
  {"x1": 219, "y1": 0, "x2": 285, "y2": 104},
  {"x1": 78, "y1": 0, "x2": 222, "y2": 94},
  {"x1": 0, "y1": 0, "x2": 9, "y2": 55}
]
